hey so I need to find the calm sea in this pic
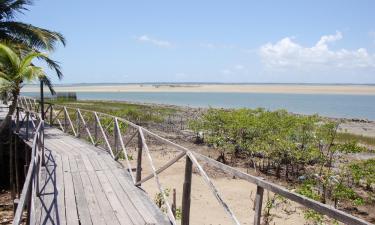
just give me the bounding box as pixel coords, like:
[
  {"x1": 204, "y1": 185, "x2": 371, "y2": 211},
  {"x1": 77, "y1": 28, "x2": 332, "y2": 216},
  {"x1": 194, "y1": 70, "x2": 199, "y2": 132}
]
[{"x1": 23, "y1": 92, "x2": 375, "y2": 120}]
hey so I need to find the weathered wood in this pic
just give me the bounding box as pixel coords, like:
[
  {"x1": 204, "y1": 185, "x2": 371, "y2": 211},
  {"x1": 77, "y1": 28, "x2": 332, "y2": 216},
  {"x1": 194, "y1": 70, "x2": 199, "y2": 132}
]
[
  {"x1": 77, "y1": 109, "x2": 95, "y2": 144},
  {"x1": 87, "y1": 171, "x2": 121, "y2": 225},
  {"x1": 62, "y1": 155, "x2": 80, "y2": 225},
  {"x1": 49, "y1": 104, "x2": 53, "y2": 125},
  {"x1": 96, "y1": 170, "x2": 134, "y2": 225},
  {"x1": 64, "y1": 107, "x2": 68, "y2": 132},
  {"x1": 94, "y1": 112, "x2": 114, "y2": 158},
  {"x1": 79, "y1": 171, "x2": 105, "y2": 225},
  {"x1": 138, "y1": 128, "x2": 177, "y2": 225},
  {"x1": 52, "y1": 108, "x2": 64, "y2": 131},
  {"x1": 254, "y1": 186, "x2": 264, "y2": 225},
  {"x1": 112, "y1": 169, "x2": 158, "y2": 225},
  {"x1": 76, "y1": 110, "x2": 80, "y2": 137},
  {"x1": 186, "y1": 152, "x2": 241, "y2": 225},
  {"x1": 14, "y1": 99, "x2": 374, "y2": 225},
  {"x1": 136, "y1": 130, "x2": 143, "y2": 184},
  {"x1": 114, "y1": 118, "x2": 135, "y2": 183},
  {"x1": 191, "y1": 152, "x2": 372, "y2": 225},
  {"x1": 135, "y1": 151, "x2": 186, "y2": 186},
  {"x1": 71, "y1": 172, "x2": 93, "y2": 225},
  {"x1": 114, "y1": 118, "x2": 118, "y2": 154},
  {"x1": 172, "y1": 189, "x2": 176, "y2": 218},
  {"x1": 181, "y1": 156, "x2": 192, "y2": 225},
  {"x1": 64, "y1": 107, "x2": 77, "y2": 136},
  {"x1": 104, "y1": 169, "x2": 146, "y2": 224},
  {"x1": 25, "y1": 112, "x2": 29, "y2": 140}
]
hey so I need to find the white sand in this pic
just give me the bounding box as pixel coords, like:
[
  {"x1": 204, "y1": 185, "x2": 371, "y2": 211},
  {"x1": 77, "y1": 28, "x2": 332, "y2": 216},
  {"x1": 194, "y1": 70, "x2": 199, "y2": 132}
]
[{"x1": 22, "y1": 84, "x2": 375, "y2": 95}]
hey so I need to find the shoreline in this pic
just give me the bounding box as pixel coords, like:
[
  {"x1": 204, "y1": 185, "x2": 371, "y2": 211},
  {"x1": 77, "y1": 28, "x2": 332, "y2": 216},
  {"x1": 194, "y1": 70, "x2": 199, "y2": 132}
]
[
  {"x1": 22, "y1": 84, "x2": 375, "y2": 95},
  {"x1": 62, "y1": 98, "x2": 375, "y2": 138}
]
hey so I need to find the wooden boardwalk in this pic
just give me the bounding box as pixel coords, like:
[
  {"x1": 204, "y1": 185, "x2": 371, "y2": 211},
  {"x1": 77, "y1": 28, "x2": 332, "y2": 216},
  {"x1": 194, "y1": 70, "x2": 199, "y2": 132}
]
[
  {"x1": 9, "y1": 97, "x2": 373, "y2": 225},
  {"x1": 23, "y1": 126, "x2": 170, "y2": 225}
]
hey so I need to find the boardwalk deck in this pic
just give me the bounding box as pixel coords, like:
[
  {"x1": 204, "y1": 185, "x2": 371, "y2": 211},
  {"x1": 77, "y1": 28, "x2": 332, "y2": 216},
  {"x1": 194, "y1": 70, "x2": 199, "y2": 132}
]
[{"x1": 22, "y1": 126, "x2": 170, "y2": 225}]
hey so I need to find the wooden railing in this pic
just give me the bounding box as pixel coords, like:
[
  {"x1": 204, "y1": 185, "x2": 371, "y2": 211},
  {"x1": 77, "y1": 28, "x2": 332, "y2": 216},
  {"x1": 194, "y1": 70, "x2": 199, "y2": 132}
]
[
  {"x1": 12, "y1": 102, "x2": 45, "y2": 225},
  {"x1": 17, "y1": 96, "x2": 372, "y2": 225}
]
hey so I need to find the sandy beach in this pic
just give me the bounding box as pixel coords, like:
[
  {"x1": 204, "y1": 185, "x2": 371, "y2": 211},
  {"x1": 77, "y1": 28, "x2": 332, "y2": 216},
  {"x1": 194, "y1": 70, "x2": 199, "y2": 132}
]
[{"x1": 22, "y1": 84, "x2": 375, "y2": 95}]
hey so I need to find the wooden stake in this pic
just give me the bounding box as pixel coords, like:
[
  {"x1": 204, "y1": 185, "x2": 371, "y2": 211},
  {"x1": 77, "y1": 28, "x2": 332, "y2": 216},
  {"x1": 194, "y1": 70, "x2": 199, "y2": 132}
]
[
  {"x1": 254, "y1": 186, "x2": 264, "y2": 225},
  {"x1": 181, "y1": 156, "x2": 192, "y2": 225},
  {"x1": 136, "y1": 130, "x2": 143, "y2": 185}
]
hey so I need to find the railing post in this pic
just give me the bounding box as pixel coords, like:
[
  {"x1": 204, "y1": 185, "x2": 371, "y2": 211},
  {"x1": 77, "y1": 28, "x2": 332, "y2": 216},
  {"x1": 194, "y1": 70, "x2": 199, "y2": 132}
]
[
  {"x1": 253, "y1": 186, "x2": 264, "y2": 225},
  {"x1": 41, "y1": 122, "x2": 45, "y2": 166},
  {"x1": 114, "y1": 119, "x2": 118, "y2": 156},
  {"x1": 64, "y1": 107, "x2": 67, "y2": 132},
  {"x1": 136, "y1": 130, "x2": 143, "y2": 185},
  {"x1": 26, "y1": 112, "x2": 29, "y2": 140},
  {"x1": 94, "y1": 116, "x2": 98, "y2": 145},
  {"x1": 172, "y1": 188, "x2": 177, "y2": 218},
  {"x1": 181, "y1": 156, "x2": 193, "y2": 225},
  {"x1": 49, "y1": 104, "x2": 53, "y2": 125},
  {"x1": 76, "y1": 110, "x2": 80, "y2": 137}
]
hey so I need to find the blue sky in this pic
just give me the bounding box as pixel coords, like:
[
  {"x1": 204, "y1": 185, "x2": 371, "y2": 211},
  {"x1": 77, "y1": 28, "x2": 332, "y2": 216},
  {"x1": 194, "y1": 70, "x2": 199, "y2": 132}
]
[{"x1": 19, "y1": 0, "x2": 375, "y2": 84}]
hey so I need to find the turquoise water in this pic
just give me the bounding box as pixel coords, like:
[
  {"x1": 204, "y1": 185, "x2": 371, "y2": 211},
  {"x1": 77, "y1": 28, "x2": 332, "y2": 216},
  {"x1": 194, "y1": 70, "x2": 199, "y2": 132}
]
[{"x1": 23, "y1": 92, "x2": 375, "y2": 120}]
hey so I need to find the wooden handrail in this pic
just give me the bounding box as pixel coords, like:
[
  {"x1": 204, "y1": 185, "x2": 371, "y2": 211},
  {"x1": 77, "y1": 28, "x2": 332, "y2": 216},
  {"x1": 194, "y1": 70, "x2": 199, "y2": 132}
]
[{"x1": 17, "y1": 96, "x2": 373, "y2": 225}]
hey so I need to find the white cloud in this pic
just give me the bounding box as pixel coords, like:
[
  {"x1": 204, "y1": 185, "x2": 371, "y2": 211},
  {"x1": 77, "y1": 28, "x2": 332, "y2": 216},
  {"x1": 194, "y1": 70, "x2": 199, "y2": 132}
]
[
  {"x1": 259, "y1": 31, "x2": 375, "y2": 71},
  {"x1": 136, "y1": 35, "x2": 173, "y2": 48}
]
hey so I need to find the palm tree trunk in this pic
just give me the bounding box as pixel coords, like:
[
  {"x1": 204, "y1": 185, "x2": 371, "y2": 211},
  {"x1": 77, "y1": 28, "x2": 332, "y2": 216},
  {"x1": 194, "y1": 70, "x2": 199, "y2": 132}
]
[{"x1": 0, "y1": 89, "x2": 19, "y2": 135}]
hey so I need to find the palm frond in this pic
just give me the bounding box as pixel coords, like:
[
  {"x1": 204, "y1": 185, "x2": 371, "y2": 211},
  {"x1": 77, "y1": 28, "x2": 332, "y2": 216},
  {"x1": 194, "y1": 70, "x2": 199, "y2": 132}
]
[
  {"x1": 19, "y1": 51, "x2": 44, "y2": 71},
  {"x1": 37, "y1": 54, "x2": 63, "y2": 79},
  {"x1": 0, "y1": 0, "x2": 32, "y2": 20},
  {"x1": 40, "y1": 75, "x2": 55, "y2": 95},
  {"x1": 0, "y1": 42, "x2": 20, "y2": 69},
  {"x1": 0, "y1": 21, "x2": 66, "y2": 51}
]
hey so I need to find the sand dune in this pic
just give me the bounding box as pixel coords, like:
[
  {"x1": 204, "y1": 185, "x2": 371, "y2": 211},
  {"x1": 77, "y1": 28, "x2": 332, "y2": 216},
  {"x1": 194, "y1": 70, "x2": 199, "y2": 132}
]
[{"x1": 22, "y1": 84, "x2": 375, "y2": 95}]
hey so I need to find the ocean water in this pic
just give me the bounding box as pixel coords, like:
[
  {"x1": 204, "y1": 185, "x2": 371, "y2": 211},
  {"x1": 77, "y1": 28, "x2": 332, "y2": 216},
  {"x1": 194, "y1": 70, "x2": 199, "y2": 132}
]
[{"x1": 23, "y1": 92, "x2": 375, "y2": 120}]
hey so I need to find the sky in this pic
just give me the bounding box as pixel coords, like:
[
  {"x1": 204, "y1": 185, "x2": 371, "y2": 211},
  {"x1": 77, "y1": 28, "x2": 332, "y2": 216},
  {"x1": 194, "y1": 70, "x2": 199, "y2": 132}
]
[{"x1": 19, "y1": 0, "x2": 375, "y2": 84}]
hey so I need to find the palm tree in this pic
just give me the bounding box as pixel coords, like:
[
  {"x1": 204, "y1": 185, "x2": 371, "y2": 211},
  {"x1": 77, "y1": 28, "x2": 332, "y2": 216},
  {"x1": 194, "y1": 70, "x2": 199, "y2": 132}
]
[
  {"x1": 0, "y1": 43, "x2": 49, "y2": 131},
  {"x1": 0, "y1": 0, "x2": 66, "y2": 78},
  {"x1": 0, "y1": 0, "x2": 65, "y2": 133}
]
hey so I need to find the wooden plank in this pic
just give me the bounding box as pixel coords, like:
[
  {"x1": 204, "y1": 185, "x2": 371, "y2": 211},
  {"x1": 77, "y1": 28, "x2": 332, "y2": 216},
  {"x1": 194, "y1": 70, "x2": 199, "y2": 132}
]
[
  {"x1": 87, "y1": 156, "x2": 102, "y2": 171},
  {"x1": 112, "y1": 169, "x2": 158, "y2": 225},
  {"x1": 76, "y1": 155, "x2": 87, "y2": 172},
  {"x1": 80, "y1": 153, "x2": 95, "y2": 172},
  {"x1": 54, "y1": 154, "x2": 67, "y2": 225},
  {"x1": 69, "y1": 155, "x2": 78, "y2": 173},
  {"x1": 103, "y1": 169, "x2": 146, "y2": 224},
  {"x1": 72, "y1": 172, "x2": 93, "y2": 225},
  {"x1": 39, "y1": 152, "x2": 57, "y2": 225},
  {"x1": 87, "y1": 171, "x2": 120, "y2": 225},
  {"x1": 79, "y1": 171, "x2": 106, "y2": 225},
  {"x1": 95, "y1": 170, "x2": 134, "y2": 225},
  {"x1": 62, "y1": 155, "x2": 79, "y2": 225}
]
